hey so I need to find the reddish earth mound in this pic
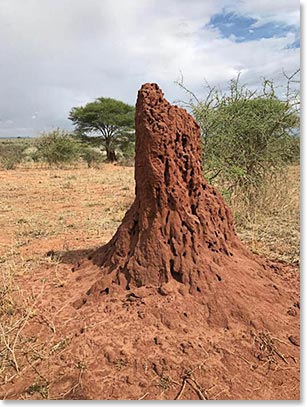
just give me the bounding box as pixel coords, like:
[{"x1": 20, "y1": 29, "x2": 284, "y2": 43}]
[
  {"x1": 83, "y1": 83, "x2": 250, "y2": 297},
  {"x1": 2, "y1": 84, "x2": 299, "y2": 400},
  {"x1": 75, "y1": 83, "x2": 298, "y2": 333}
]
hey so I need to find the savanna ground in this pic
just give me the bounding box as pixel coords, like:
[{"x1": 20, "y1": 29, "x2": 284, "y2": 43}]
[{"x1": 0, "y1": 162, "x2": 300, "y2": 399}]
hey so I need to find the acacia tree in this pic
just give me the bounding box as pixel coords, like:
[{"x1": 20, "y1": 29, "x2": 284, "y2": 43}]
[{"x1": 69, "y1": 97, "x2": 135, "y2": 162}]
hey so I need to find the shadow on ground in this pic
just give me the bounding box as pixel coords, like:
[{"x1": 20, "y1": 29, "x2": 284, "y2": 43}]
[{"x1": 46, "y1": 248, "x2": 98, "y2": 264}]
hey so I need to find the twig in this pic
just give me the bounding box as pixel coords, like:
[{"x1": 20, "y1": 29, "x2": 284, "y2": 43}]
[
  {"x1": 227, "y1": 349, "x2": 255, "y2": 368},
  {"x1": 175, "y1": 379, "x2": 187, "y2": 400},
  {"x1": 26, "y1": 353, "x2": 49, "y2": 385},
  {"x1": 0, "y1": 322, "x2": 19, "y2": 372},
  {"x1": 11, "y1": 312, "x2": 32, "y2": 365},
  {"x1": 138, "y1": 392, "x2": 149, "y2": 400},
  {"x1": 198, "y1": 344, "x2": 209, "y2": 358},
  {"x1": 59, "y1": 368, "x2": 83, "y2": 399},
  {"x1": 254, "y1": 331, "x2": 289, "y2": 365},
  {"x1": 39, "y1": 314, "x2": 56, "y2": 333},
  {"x1": 189, "y1": 376, "x2": 209, "y2": 399},
  {"x1": 271, "y1": 336, "x2": 290, "y2": 346},
  {"x1": 187, "y1": 378, "x2": 208, "y2": 400},
  {"x1": 274, "y1": 348, "x2": 288, "y2": 364}
]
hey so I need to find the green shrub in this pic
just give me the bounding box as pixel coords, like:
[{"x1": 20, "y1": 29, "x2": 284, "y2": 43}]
[
  {"x1": 81, "y1": 147, "x2": 103, "y2": 168},
  {"x1": 117, "y1": 132, "x2": 135, "y2": 166},
  {"x1": 117, "y1": 155, "x2": 135, "y2": 167},
  {"x1": 0, "y1": 144, "x2": 25, "y2": 170},
  {"x1": 177, "y1": 70, "x2": 300, "y2": 204},
  {"x1": 35, "y1": 129, "x2": 80, "y2": 166}
]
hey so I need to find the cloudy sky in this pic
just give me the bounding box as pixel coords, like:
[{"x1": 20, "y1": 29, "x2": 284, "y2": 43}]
[{"x1": 0, "y1": 0, "x2": 300, "y2": 137}]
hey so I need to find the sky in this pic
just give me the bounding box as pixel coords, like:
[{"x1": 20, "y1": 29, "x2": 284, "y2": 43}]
[{"x1": 0, "y1": 0, "x2": 300, "y2": 137}]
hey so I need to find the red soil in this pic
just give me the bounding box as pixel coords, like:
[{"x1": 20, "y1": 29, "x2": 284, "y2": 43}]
[{"x1": 1, "y1": 83, "x2": 300, "y2": 400}]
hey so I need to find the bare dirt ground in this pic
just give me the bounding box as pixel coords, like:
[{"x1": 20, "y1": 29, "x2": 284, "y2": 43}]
[{"x1": 0, "y1": 164, "x2": 300, "y2": 400}]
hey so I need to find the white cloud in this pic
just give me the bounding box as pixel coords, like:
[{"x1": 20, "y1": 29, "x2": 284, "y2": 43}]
[{"x1": 0, "y1": 0, "x2": 300, "y2": 137}]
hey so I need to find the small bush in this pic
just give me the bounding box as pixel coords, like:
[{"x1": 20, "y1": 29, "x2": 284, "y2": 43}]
[
  {"x1": 117, "y1": 155, "x2": 135, "y2": 167},
  {"x1": 119, "y1": 138, "x2": 135, "y2": 159},
  {"x1": 81, "y1": 147, "x2": 103, "y2": 168},
  {"x1": 0, "y1": 144, "x2": 25, "y2": 170},
  {"x1": 177, "y1": 70, "x2": 300, "y2": 204},
  {"x1": 117, "y1": 133, "x2": 135, "y2": 167},
  {"x1": 26, "y1": 147, "x2": 41, "y2": 163},
  {"x1": 35, "y1": 129, "x2": 80, "y2": 166}
]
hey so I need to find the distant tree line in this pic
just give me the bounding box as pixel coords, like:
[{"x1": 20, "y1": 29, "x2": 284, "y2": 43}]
[{"x1": 0, "y1": 96, "x2": 136, "y2": 169}]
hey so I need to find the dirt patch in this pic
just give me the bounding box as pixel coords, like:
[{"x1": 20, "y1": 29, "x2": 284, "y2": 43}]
[{"x1": 0, "y1": 260, "x2": 300, "y2": 400}]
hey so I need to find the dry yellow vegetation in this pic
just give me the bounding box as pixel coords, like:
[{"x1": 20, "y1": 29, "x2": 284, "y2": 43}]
[{"x1": 0, "y1": 164, "x2": 299, "y2": 265}]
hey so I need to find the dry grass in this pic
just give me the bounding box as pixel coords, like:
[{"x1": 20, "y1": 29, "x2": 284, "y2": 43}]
[
  {"x1": 0, "y1": 163, "x2": 134, "y2": 391},
  {"x1": 225, "y1": 166, "x2": 300, "y2": 263},
  {"x1": 0, "y1": 163, "x2": 300, "y2": 394},
  {"x1": 0, "y1": 163, "x2": 299, "y2": 264}
]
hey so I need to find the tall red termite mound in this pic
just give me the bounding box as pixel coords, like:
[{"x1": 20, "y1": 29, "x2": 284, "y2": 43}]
[
  {"x1": 73, "y1": 83, "x2": 299, "y2": 334},
  {"x1": 86, "y1": 83, "x2": 261, "y2": 302}
]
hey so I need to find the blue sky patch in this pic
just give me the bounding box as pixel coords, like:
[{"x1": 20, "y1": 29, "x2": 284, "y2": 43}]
[
  {"x1": 288, "y1": 37, "x2": 300, "y2": 49},
  {"x1": 207, "y1": 11, "x2": 300, "y2": 47}
]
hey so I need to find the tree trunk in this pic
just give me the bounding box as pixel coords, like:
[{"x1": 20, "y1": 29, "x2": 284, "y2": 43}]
[{"x1": 106, "y1": 147, "x2": 117, "y2": 162}]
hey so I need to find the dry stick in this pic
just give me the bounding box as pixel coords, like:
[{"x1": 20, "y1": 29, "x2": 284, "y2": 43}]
[
  {"x1": 39, "y1": 314, "x2": 56, "y2": 334},
  {"x1": 267, "y1": 341, "x2": 288, "y2": 364},
  {"x1": 59, "y1": 368, "x2": 84, "y2": 399},
  {"x1": 0, "y1": 282, "x2": 46, "y2": 376},
  {"x1": 189, "y1": 376, "x2": 209, "y2": 400},
  {"x1": 1, "y1": 317, "x2": 42, "y2": 380},
  {"x1": 271, "y1": 346, "x2": 288, "y2": 364},
  {"x1": 186, "y1": 379, "x2": 207, "y2": 400},
  {"x1": 260, "y1": 357, "x2": 275, "y2": 371},
  {"x1": 184, "y1": 361, "x2": 206, "y2": 377},
  {"x1": 26, "y1": 353, "x2": 49, "y2": 385},
  {"x1": 138, "y1": 392, "x2": 149, "y2": 400},
  {"x1": 1, "y1": 318, "x2": 26, "y2": 336},
  {"x1": 1, "y1": 371, "x2": 20, "y2": 386},
  {"x1": 271, "y1": 336, "x2": 291, "y2": 346},
  {"x1": 274, "y1": 349, "x2": 288, "y2": 364},
  {"x1": 0, "y1": 322, "x2": 19, "y2": 372},
  {"x1": 11, "y1": 311, "x2": 32, "y2": 365},
  {"x1": 256, "y1": 332, "x2": 289, "y2": 365},
  {"x1": 227, "y1": 349, "x2": 254, "y2": 368},
  {"x1": 174, "y1": 363, "x2": 208, "y2": 400},
  {"x1": 211, "y1": 388, "x2": 228, "y2": 400},
  {"x1": 199, "y1": 344, "x2": 210, "y2": 358},
  {"x1": 174, "y1": 379, "x2": 187, "y2": 400}
]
